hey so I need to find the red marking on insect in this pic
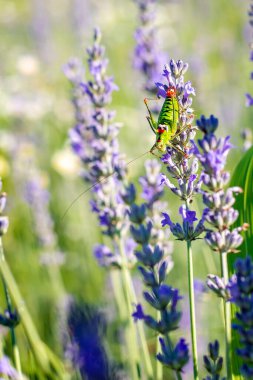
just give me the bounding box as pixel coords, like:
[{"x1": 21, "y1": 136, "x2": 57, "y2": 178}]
[
  {"x1": 157, "y1": 139, "x2": 161, "y2": 142},
  {"x1": 166, "y1": 87, "x2": 176, "y2": 97},
  {"x1": 157, "y1": 128, "x2": 165, "y2": 134}
]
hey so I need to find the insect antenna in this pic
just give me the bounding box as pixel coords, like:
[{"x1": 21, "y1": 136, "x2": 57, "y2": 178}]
[{"x1": 61, "y1": 150, "x2": 149, "y2": 220}]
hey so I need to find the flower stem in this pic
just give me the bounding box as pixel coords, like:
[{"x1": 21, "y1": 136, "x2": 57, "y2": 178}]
[
  {"x1": 0, "y1": 238, "x2": 64, "y2": 377},
  {"x1": 221, "y1": 251, "x2": 232, "y2": 379},
  {"x1": 1, "y1": 274, "x2": 22, "y2": 377},
  {"x1": 156, "y1": 313, "x2": 163, "y2": 380},
  {"x1": 110, "y1": 270, "x2": 139, "y2": 380},
  {"x1": 186, "y1": 239, "x2": 199, "y2": 380},
  {"x1": 116, "y1": 238, "x2": 141, "y2": 380},
  {"x1": 117, "y1": 236, "x2": 154, "y2": 380}
]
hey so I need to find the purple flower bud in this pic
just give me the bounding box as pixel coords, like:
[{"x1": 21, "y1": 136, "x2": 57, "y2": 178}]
[
  {"x1": 130, "y1": 221, "x2": 152, "y2": 245},
  {"x1": 129, "y1": 204, "x2": 147, "y2": 224},
  {"x1": 206, "y1": 274, "x2": 228, "y2": 299},
  {"x1": 157, "y1": 337, "x2": 189, "y2": 371},
  {"x1": 196, "y1": 115, "x2": 219, "y2": 135},
  {"x1": 0, "y1": 193, "x2": 7, "y2": 213},
  {"x1": 93, "y1": 244, "x2": 119, "y2": 268},
  {"x1": 0, "y1": 216, "x2": 8, "y2": 236},
  {"x1": 121, "y1": 183, "x2": 136, "y2": 205},
  {"x1": 245, "y1": 93, "x2": 253, "y2": 107},
  {"x1": 144, "y1": 284, "x2": 178, "y2": 310},
  {"x1": 169, "y1": 59, "x2": 179, "y2": 77},
  {"x1": 139, "y1": 266, "x2": 157, "y2": 287},
  {"x1": 132, "y1": 303, "x2": 145, "y2": 322},
  {"x1": 135, "y1": 244, "x2": 163, "y2": 267},
  {"x1": 63, "y1": 58, "x2": 84, "y2": 83}
]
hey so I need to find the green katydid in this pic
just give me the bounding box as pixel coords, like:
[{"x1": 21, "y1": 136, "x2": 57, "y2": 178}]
[{"x1": 144, "y1": 86, "x2": 189, "y2": 156}]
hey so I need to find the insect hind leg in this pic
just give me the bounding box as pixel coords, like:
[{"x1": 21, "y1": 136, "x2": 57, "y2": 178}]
[
  {"x1": 166, "y1": 141, "x2": 188, "y2": 157},
  {"x1": 149, "y1": 143, "x2": 160, "y2": 158}
]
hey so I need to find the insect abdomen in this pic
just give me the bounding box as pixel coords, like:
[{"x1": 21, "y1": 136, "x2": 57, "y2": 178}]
[{"x1": 157, "y1": 96, "x2": 178, "y2": 134}]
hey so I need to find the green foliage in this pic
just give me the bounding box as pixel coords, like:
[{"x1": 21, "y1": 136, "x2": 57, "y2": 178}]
[
  {"x1": 228, "y1": 145, "x2": 253, "y2": 379},
  {"x1": 228, "y1": 145, "x2": 253, "y2": 270}
]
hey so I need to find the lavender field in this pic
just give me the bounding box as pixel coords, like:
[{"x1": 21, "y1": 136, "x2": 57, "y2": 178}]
[{"x1": 0, "y1": 0, "x2": 252, "y2": 379}]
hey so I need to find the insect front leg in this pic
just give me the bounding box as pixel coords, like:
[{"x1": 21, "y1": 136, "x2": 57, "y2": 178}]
[
  {"x1": 146, "y1": 116, "x2": 157, "y2": 135},
  {"x1": 144, "y1": 98, "x2": 158, "y2": 131}
]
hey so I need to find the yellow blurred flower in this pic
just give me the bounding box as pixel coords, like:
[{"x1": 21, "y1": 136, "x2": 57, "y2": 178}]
[
  {"x1": 0, "y1": 156, "x2": 10, "y2": 177},
  {"x1": 51, "y1": 148, "x2": 81, "y2": 178}
]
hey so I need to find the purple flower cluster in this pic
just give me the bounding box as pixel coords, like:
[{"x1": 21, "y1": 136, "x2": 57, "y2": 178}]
[
  {"x1": 206, "y1": 274, "x2": 229, "y2": 300},
  {"x1": 65, "y1": 28, "x2": 132, "y2": 269},
  {"x1": 0, "y1": 356, "x2": 21, "y2": 380},
  {"x1": 126, "y1": 159, "x2": 173, "y2": 262},
  {"x1": 64, "y1": 299, "x2": 117, "y2": 380},
  {"x1": 64, "y1": 57, "x2": 91, "y2": 155},
  {"x1": 203, "y1": 340, "x2": 226, "y2": 380},
  {"x1": 65, "y1": 29, "x2": 125, "y2": 186},
  {"x1": 13, "y1": 141, "x2": 65, "y2": 266},
  {"x1": 128, "y1": 159, "x2": 189, "y2": 374},
  {"x1": 133, "y1": 0, "x2": 166, "y2": 95},
  {"x1": 139, "y1": 159, "x2": 173, "y2": 257},
  {"x1": 161, "y1": 205, "x2": 205, "y2": 242},
  {"x1": 193, "y1": 115, "x2": 248, "y2": 256},
  {"x1": 133, "y1": 296, "x2": 189, "y2": 373},
  {"x1": 157, "y1": 337, "x2": 189, "y2": 371},
  {"x1": 228, "y1": 257, "x2": 253, "y2": 378},
  {"x1": 245, "y1": 2, "x2": 253, "y2": 106}
]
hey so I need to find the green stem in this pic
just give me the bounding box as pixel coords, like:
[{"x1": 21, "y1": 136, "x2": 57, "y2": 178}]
[
  {"x1": 117, "y1": 236, "x2": 154, "y2": 380},
  {"x1": 1, "y1": 274, "x2": 22, "y2": 377},
  {"x1": 117, "y1": 238, "x2": 141, "y2": 380},
  {"x1": 0, "y1": 238, "x2": 64, "y2": 377},
  {"x1": 110, "y1": 270, "x2": 127, "y2": 321},
  {"x1": 110, "y1": 270, "x2": 138, "y2": 380},
  {"x1": 156, "y1": 314, "x2": 163, "y2": 380},
  {"x1": 220, "y1": 251, "x2": 232, "y2": 379},
  {"x1": 47, "y1": 260, "x2": 65, "y2": 299},
  {"x1": 186, "y1": 240, "x2": 199, "y2": 380}
]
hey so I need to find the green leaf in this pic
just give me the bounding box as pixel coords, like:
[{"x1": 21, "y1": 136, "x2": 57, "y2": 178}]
[{"x1": 227, "y1": 145, "x2": 253, "y2": 379}]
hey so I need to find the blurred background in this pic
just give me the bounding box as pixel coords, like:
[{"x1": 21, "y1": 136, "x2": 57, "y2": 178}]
[{"x1": 0, "y1": 0, "x2": 252, "y2": 377}]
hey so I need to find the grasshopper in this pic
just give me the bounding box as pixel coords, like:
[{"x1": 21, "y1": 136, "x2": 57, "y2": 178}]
[{"x1": 144, "y1": 86, "x2": 188, "y2": 156}]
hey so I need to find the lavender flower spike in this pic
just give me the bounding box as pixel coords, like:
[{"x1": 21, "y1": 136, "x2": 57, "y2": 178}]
[
  {"x1": 129, "y1": 162, "x2": 188, "y2": 376},
  {"x1": 245, "y1": 2, "x2": 253, "y2": 106},
  {"x1": 194, "y1": 114, "x2": 249, "y2": 378},
  {"x1": 133, "y1": 0, "x2": 166, "y2": 95},
  {"x1": 203, "y1": 340, "x2": 226, "y2": 380},
  {"x1": 157, "y1": 337, "x2": 189, "y2": 372},
  {"x1": 227, "y1": 257, "x2": 253, "y2": 378},
  {"x1": 194, "y1": 115, "x2": 248, "y2": 255}
]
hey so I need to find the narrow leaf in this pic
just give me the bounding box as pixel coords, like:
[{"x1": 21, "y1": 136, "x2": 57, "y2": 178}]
[{"x1": 228, "y1": 145, "x2": 253, "y2": 379}]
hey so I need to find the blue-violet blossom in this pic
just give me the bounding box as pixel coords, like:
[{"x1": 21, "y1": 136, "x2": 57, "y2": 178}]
[{"x1": 227, "y1": 257, "x2": 253, "y2": 378}]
